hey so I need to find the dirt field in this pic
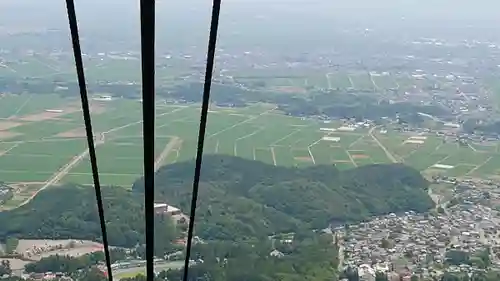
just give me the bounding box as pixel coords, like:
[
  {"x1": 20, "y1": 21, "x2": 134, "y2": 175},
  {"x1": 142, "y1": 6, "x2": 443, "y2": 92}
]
[
  {"x1": 0, "y1": 131, "x2": 21, "y2": 140},
  {"x1": 16, "y1": 239, "x2": 104, "y2": 261},
  {"x1": 294, "y1": 156, "x2": 313, "y2": 162},
  {"x1": 0, "y1": 121, "x2": 22, "y2": 130},
  {"x1": 351, "y1": 154, "x2": 369, "y2": 159},
  {"x1": 89, "y1": 103, "x2": 106, "y2": 114},
  {"x1": 56, "y1": 127, "x2": 87, "y2": 138},
  {"x1": 1, "y1": 258, "x2": 29, "y2": 272},
  {"x1": 15, "y1": 107, "x2": 81, "y2": 122}
]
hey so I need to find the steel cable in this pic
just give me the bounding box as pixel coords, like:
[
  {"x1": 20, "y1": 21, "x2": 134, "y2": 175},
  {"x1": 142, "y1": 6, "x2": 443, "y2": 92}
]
[{"x1": 64, "y1": 0, "x2": 113, "y2": 280}]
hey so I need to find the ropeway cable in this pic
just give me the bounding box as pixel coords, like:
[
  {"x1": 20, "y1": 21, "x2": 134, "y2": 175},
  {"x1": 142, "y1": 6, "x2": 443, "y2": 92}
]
[
  {"x1": 139, "y1": 1, "x2": 156, "y2": 281},
  {"x1": 182, "y1": 1, "x2": 222, "y2": 281},
  {"x1": 64, "y1": 1, "x2": 113, "y2": 280}
]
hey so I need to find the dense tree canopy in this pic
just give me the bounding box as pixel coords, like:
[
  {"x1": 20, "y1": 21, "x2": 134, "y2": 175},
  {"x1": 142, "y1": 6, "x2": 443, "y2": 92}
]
[
  {"x1": 164, "y1": 231, "x2": 339, "y2": 281},
  {"x1": 0, "y1": 260, "x2": 12, "y2": 276},
  {"x1": 0, "y1": 186, "x2": 178, "y2": 251},
  {"x1": 0, "y1": 156, "x2": 432, "y2": 247},
  {"x1": 133, "y1": 155, "x2": 434, "y2": 240},
  {"x1": 24, "y1": 253, "x2": 102, "y2": 273}
]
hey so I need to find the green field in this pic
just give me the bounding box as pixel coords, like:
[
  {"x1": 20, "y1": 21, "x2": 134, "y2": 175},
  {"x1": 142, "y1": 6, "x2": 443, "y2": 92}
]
[
  {"x1": 0, "y1": 54, "x2": 192, "y2": 85},
  {"x1": 231, "y1": 69, "x2": 465, "y2": 94},
  {"x1": 375, "y1": 130, "x2": 500, "y2": 179},
  {"x1": 2, "y1": 94, "x2": 500, "y2": 193},
  {"x1": 1, "y1": 53, "x2": 465, "y2": 94}
]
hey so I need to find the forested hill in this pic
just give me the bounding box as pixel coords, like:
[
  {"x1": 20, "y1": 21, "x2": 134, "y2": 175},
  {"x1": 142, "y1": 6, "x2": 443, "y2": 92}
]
[
  {"x1": 132, "y1": 155, "x2": 434, "y2": 240},
  {"x1": 0, "y1": 156, "x2": 433, "y2": 246},
  {"x1": 0, "y1": 186, "x2": 171, "y2": 248}
]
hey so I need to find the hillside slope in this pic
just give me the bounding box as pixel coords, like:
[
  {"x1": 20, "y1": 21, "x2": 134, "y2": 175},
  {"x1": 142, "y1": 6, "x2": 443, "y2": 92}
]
[
  {"x1": 132, "y1": 155, "x2": 434, "y2": 240},
  {"x1": 0, "y1": 156, "x2": 433, "y2": 245},
  {"x1": 0, "y1": 186, "x2": 154, "y2": 247}
]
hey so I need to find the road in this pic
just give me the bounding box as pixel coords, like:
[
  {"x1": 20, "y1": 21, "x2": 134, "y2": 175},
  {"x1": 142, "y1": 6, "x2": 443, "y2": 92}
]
[
  {"x1": 16, "y1": 137, "x2": 105, "y2": 208},
  {"x1": 154, "y1": 137, "x2": 181, "y2": 171},
  {"x1": 368, "y1": 126, "x2": 398, "y2": 163},
  {"x1": 9, "y1": 108, "x2": 187, "y2": 209}
]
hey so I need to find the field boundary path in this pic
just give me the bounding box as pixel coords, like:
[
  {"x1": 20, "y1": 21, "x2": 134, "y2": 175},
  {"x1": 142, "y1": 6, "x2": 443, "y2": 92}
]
[
  {"x1": 270, "y1": 147, "x2": 277, "y2": 165},
  {"x1": 17, "y1": 138, "x2": 105, "y2": 208},
  {"x1": 0, "y1": 143, "x2": 20, "y2": 157},
  {"x1": 9, "y1": 94, "x2": 33, "y2": 119},
  {"x1": 13, "y1": 107, "x2": 191, "y2": 208},
  {"x1": 207, "y1": 107, "x2": 277, "y2": 139},
  {"x1": 369, "y1": 126, "x2": 398, "y2": 163},
  {"x1": 466, "y1": 156, "x2": 493, "y2": 176},
  {"x1": 154, "y1": 136, "x2": 182, "y2": 171},
  {"x1": 369, "y1": 72, "x2": 380, "y2": 90}
]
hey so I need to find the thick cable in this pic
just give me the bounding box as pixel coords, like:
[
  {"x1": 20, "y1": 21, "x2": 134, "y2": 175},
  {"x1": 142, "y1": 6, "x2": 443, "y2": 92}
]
[
  {"x1": 139, "y1": 0, "x2": 156, "y2": 281},
  {"x1": 182, "y1": 1, "x2": 222, "y2": 280},
  {"x1": 64, "y1": 1, "x2": 113, "y2": 280}
]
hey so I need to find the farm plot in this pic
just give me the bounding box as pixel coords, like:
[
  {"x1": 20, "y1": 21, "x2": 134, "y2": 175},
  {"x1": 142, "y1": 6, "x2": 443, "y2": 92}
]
[
  {"x1": 394, "y1": 75, "x2": 417, "y2": 91},
  {"x1": 371, "y1": 74, "x2": 398, "y2": 90},
  {"x1": 326, "y1": 72, "x2": 352, "y2": 90},
  {"x1": 0, "y1": 94, "x2": 35, "y2": 119},
  {"x1": 83, "y1": 57, "x2": 141, "y2": 83},
  {"x1": 8, "y1": 56, "x2": 63, "y2": 78},
  {"x1": 349, "y1": 73, "x2": 374, "y2": 91},
  {"x1": 64, "y1": 136, "x2": 174, "y2": 186},
  {"x1": 305, "y1": 75, "x2": 329, "y2": 89},
  {"x1": 375, "y1": 132, "x2": 500, "y2": 178},
  {"x1": 469, "y1": 156, "x2": 500, "y2": 177},
  {"x1": 6, "y1": 94, "x2": 500, "y2": 192},
  {"x1": 0, "y1": 139, "x2": 84, "y2": 183}
]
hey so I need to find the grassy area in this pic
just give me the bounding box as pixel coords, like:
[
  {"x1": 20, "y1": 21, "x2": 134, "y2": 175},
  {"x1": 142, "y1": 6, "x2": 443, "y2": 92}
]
[
  {"x1": 372, "y1": 74, "x2": 398, "y2": 90},
  {"x1": 115, "y1": 271, "x2": 145, "y2": 280},
  {"x1": 113, "y1": 261, "x2": 184, "y2": 280},
  {"x1": 4, "y1": 94, "x2": 500, "y2": 191},
  {"x1": 349, "y1": 72, "x2": 374, "y2": 91}
]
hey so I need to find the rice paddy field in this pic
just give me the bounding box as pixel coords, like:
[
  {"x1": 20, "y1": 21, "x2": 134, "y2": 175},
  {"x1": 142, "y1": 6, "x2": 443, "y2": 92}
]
[
  {"x1": 232, "y1": 70, "x2": 457, "y2": 94},
  {"x1": 0, "y1": 52, "x2": 460, "y2": 95},
  {"x1": 0, "y1": 53, "x2": 194, "y2": 86},
  {"x1": 2, "y1": 93, "x2": 500, "y2": 200}
]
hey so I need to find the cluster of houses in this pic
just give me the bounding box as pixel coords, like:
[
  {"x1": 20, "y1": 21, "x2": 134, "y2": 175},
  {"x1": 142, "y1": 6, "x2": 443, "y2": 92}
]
[
  {"x1": 337, "y1": 179, "x2": 500, "y2": 281},
  {"x1": 0, "y1": 183, "x2": 13, "y2": 204}
]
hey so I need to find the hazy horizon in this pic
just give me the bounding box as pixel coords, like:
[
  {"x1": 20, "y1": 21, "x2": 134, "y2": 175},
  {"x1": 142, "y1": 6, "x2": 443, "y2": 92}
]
[{"x1": 2, "y1": 0, "x2": 500, "y2": 53}]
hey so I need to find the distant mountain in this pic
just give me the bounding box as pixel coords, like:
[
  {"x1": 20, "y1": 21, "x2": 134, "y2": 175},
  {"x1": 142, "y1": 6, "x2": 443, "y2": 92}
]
[
  {"x1": 0, "y1": 156, "x2": 433, "y2": 246},
  {"x1": 132, "y1": 155, "x2": 434, "y2": 240}
]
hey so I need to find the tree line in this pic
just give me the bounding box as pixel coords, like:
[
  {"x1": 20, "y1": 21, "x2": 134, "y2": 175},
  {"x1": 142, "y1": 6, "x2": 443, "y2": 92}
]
[
  {"x1": 0, "y1": 78, "x2": 450, "y2": 123},
  {"x1": 0, "y1": 185, "x2": 179, "y2": 255}
]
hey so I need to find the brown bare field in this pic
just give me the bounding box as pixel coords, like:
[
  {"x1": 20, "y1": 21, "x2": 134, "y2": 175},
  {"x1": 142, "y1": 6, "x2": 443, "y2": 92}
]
[
  {"x1": 352, "y1": 154, "x2": 369, "y2": 159},
  {"x1": 3, "y1": 258, "x2": 29, "y2": 272},
  {"x1": 16, "y1": 239, "x2": 104, "y2": 261},
  {"x1": 274, "y1": 86, "x2": 307, "y2": 94},
  {"x1": 89, "y1": 103, "x2": 106, "y2": 114},
  {"x1": 0, "y1": 121, "x2": 22, "y2": 130},
  {"x1": 0, "y1": 131, "x2": 21, "y2": 140},
  {"x1": 423, "y1": 169, "x2": 447, "y2": 177},
  {"x1": 56, "y1": 128, "x2": 87, "y2": 138},
  {"x1": 294, "y1": 156, "x2": 313, "y2": 162},
  {"x1": 15, "y1": 107, "x2": 81, "y2": 122}
]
